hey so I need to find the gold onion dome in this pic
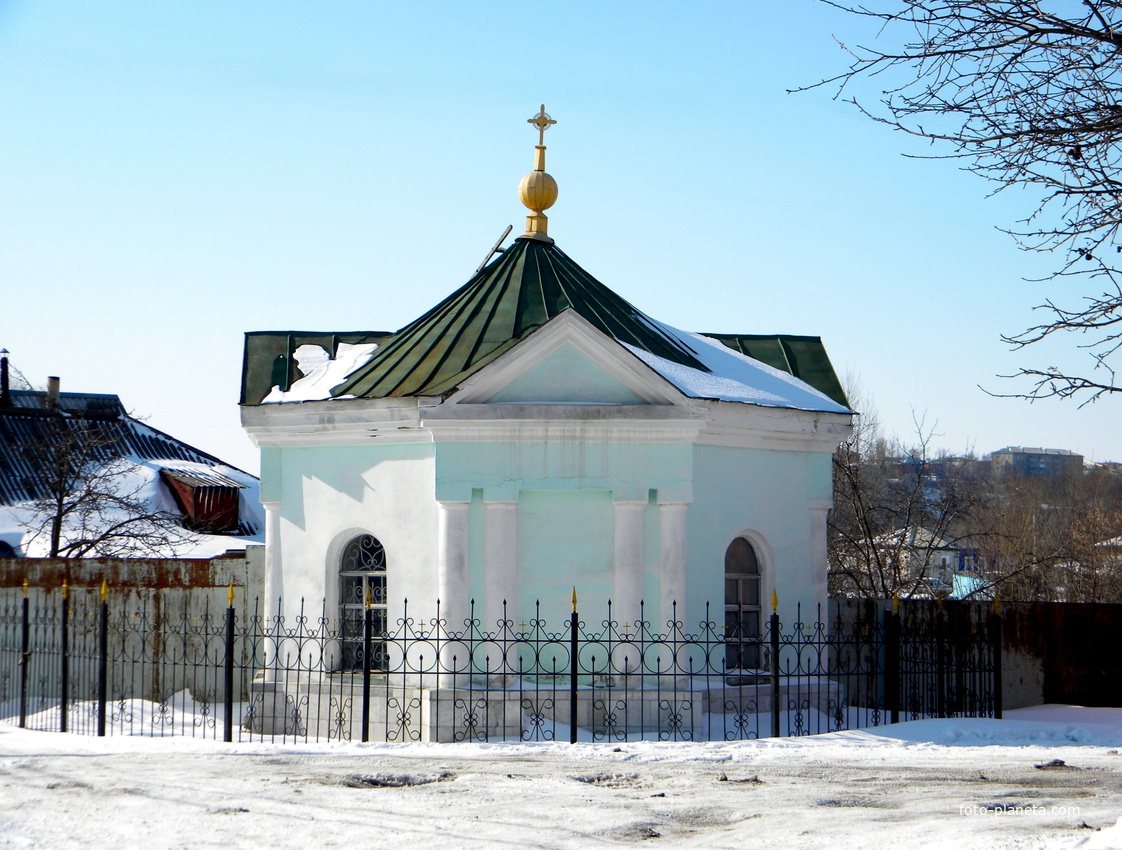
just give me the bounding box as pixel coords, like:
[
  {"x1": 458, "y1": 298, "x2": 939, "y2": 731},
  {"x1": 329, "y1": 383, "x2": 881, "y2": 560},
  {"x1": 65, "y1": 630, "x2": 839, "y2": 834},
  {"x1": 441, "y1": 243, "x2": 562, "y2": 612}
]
[{"x1": 519, "y1": 104, "x2": 558, "y2": 241}]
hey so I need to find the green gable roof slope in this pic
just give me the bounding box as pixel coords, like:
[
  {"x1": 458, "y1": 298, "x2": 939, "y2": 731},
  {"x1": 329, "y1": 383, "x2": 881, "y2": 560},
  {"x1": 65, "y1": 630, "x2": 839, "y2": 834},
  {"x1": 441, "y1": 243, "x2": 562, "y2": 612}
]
[
  {"x1": 240, "y1": 330, "x2": 393, "y2": 406},
  {"x1": 705, "y1": 333, "x2": 849, "y2": 408},
  {"x1": 332, "y1": 237, "x2": 707, "y2": 399}
]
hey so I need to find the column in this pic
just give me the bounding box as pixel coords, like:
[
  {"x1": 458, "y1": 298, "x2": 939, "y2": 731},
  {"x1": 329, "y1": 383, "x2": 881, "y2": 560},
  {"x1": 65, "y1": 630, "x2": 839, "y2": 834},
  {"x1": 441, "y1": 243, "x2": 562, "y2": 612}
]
[
  {"x1": 658, "y1": 502, "x2": 689, "y2": 631},
  {"x1": 612, "y1": 501, "x2": 646, "y2": 635},
  {"x1": 261, "y1": 500, "x2": 283, "y2": 618},
  {"x1": 484, "y1": 500, "x2": 518, "y2": 633},
  {"x1": 437, "y1": 500, "x2": 471, "y2": 633},
  {"x1": 254, "y1": 500, "x2": 288, "y2": 729}
]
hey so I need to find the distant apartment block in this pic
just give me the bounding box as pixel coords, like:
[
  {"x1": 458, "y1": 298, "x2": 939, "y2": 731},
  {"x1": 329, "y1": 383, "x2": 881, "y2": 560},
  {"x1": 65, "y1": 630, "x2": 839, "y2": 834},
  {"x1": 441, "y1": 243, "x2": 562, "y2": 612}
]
[{"x1": 989, "y1": 446, "x2": 1083, "y2": 479}]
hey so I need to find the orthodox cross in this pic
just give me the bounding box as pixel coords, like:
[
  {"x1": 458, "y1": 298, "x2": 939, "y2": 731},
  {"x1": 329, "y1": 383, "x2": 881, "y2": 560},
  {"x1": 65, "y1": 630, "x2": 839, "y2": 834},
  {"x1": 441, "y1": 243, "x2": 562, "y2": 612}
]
[{"x1": 527, "y1": 104, "x2": 557, "y2": 146}]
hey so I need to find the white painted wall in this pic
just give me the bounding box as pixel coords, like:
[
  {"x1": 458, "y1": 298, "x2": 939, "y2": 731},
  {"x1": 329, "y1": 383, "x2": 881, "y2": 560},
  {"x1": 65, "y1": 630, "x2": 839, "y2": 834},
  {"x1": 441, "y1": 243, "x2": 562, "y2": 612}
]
[
  {"x1": 259, "y1": 433, "x2": 836, "y2": 638},
  {"x1": 263, "y1": 442, "x2": 440, "y2": 629}
]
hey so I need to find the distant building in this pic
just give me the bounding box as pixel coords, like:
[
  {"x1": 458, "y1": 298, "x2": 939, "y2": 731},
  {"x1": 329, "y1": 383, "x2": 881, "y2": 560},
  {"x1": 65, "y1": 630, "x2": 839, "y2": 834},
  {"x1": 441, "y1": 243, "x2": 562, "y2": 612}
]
[
  {"x1": 869, "y1": 526, "x2": 982, "y2": 597},
  {"x1": 990, "y1": 446, "x2": 1083, "y2": 479}
]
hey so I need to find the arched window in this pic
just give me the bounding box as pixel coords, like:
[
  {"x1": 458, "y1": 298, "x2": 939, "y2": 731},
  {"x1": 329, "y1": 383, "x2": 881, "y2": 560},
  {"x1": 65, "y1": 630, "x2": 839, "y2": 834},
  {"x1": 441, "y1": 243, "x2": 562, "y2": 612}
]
[
  {"x1": 725, "y1": 537, "x2": 761, "y2": 672},
  {"x1": 339, "y1": 534, "x2": 387, "y2": 671}
]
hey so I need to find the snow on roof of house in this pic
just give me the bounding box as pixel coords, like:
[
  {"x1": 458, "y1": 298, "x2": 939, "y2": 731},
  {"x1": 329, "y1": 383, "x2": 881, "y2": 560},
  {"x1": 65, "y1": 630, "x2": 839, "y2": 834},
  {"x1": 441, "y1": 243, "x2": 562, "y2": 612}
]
[
  {"x1": 873, "y1": 527, "x2": 961, "y2": 550},
  {"x1": 624, "y1": 321, "x2": 849, "y2": 413},
  {"x1": 160, "y1": 466, "x2": 247, "y2": 490},
  {"x1": 262, "y1": 342, "x2": 380, "y2": 404}
]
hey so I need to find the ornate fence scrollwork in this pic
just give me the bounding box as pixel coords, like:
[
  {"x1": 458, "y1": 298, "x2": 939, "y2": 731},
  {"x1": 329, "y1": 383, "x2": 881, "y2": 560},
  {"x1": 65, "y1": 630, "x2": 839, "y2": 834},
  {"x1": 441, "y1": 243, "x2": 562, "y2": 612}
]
[{"x1": 0, "y1": 590, "x2": 1001, "y2": 744}]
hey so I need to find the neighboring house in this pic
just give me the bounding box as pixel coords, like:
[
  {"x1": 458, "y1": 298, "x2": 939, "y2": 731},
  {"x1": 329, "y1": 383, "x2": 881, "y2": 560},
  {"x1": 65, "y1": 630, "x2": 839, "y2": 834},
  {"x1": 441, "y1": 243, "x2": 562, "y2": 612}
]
[
  {"x1": 870, "y1": 526, "x2": 983, "y2": 598},
  {"x1": 990, "y1": 446, "x2": 1083, "y2": 480},
  {"x1": 239, "y1": 109, "x2": 854, "y2": 651},
  {"x1": 0, "y1": 360, "x2": 262, "y2": 559}
]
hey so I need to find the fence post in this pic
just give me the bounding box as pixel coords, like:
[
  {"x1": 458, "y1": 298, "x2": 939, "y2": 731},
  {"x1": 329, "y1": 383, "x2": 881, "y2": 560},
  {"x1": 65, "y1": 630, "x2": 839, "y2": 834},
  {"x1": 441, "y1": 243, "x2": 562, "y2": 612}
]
[
  {"x1": 361, "y1": 590, "x2": 372, "y2": 743},
  {"x1": 935, "y1": 601, "x2": 947, "y2": 719},
  {"x1": 223, "y1": 583, "x2": 235, "y2": 743},
  {"x1": 60, "y1": 581, "x2": 69, "y2": 734},
  {"x1": 770, "y1": 591, "x2": 780, "y2": 738},
  {"x1": 570, "y1": 588, "x2": 578, "y2": 744},
  {"x1": 18, "y1": 579, "x2": 29, "y2": 729},
  {"x1": 96, "y1": 580, "x2": 108, "y2": 737},
  {"x1": 989, "y1": 597, "x2": 1003, "y2": 720},
  {"x1": 884, "y1": 597, "x2": 900, "y2": 725}
]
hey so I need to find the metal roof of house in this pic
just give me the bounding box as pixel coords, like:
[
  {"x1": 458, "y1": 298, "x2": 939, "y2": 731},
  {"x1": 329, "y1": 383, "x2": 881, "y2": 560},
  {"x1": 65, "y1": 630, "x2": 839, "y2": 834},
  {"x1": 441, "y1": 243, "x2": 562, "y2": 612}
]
[
  {"x1": 8, "y1": 391, "x2": 126, "y2": 418},
  {"x1": 331, "y1": 237, "x2": 707, "y2": 400},
  {"x1": 703, "y1": 334, "x2": 848, "y2": 407},
  {"x1": 0, "y1": 390, "x2": 253, "y2": 507},
  {"x1": 241, "y1": 330, "x2": 392, "y2": 406},
  {"x1": 241, "y1": 237, "x2": 849, "y2": 409}
]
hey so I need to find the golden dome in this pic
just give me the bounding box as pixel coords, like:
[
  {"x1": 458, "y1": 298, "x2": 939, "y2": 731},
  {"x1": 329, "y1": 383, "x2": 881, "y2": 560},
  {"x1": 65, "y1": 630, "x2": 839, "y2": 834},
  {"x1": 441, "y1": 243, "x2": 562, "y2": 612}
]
[{"x1": 519, "y1": 165, "x2": 558, "y2": 212}]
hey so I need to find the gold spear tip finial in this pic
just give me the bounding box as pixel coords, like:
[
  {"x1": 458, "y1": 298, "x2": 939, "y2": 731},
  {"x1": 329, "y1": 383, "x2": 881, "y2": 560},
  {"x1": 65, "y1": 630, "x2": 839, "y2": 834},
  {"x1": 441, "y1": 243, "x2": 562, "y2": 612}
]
[
  {"x1": 770, "y1": 589, "x2": 778, "y2": 614},
  {"x1": 572, "y1": 586, "x2": 578, "y2": 612},
  {"x1": 62, "y1": 579, "x2": 69, "y2": 600},
  {"x1": 22, "y1": 577, "x2": 28, "y2": 598},
  {"x1": 519, "y1": 104, "x2": 558, "y2": 241},
  {"x1": 228, "y1": 581, "x2": 235, "y2": 606},
  {"x1": 892, "y1": 593, "x2": 899, "y2": 614},
  {"x1": 100, "y1": 579, "x2": 108, "y2": 602}
]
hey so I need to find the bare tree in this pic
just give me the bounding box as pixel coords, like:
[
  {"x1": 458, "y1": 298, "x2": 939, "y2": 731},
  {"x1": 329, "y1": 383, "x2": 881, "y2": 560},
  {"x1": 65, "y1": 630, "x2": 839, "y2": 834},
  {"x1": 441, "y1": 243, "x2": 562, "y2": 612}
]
[
  {"x1": 802, "y1": 1, "x2": 1122, "y2": 403},
  {"x1": 828, "y1": 382, "x2": 988, "y2": 598},
  {"x1": 13, "y1": 416, "x2": 189, "y2": 559},
  {"x1": 1062, "y1": 466, "x2": 1122, "y2": 600},
  {"x1": 973, "y1": 474, "x2": 1069, "y2": 601}
]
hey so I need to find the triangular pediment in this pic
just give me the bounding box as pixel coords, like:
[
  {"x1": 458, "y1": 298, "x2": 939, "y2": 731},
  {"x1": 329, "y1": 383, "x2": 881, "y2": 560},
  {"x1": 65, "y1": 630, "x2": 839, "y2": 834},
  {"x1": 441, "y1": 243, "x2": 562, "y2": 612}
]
[
  {"x1": 449, "y1": 311, "x2": 687, "y2": 407},
  {"x1": 486, "y1": 343, "x2": 647, "y2": 404}
]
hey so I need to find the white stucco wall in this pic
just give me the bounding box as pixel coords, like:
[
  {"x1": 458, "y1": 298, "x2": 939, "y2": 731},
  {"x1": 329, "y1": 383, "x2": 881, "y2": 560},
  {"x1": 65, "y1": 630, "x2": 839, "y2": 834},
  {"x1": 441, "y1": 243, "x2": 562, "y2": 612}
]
[
  {"x1": 262, "y1": 442, "x2": 440, "y2": 628},
  {"x1": 258, "y1": 432, "x2": 835, "y2": 638},
  {"x1": 688, "y1": 444, "x2": 834, "y2": 630}
]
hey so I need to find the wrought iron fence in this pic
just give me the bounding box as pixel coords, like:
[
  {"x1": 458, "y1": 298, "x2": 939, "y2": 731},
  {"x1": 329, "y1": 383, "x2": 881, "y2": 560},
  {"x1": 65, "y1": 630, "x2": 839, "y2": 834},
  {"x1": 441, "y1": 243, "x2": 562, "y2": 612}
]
[{"x1": 0, "y1": 586, "x2": 1002, "y2": 744}]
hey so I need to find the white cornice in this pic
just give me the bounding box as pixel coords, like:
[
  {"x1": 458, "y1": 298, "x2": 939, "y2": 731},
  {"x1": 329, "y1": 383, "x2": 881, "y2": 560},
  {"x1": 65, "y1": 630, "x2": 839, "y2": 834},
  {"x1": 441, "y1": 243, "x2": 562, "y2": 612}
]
[
  {"x1": 694, "y1": 400, "x2": 852, "y2": 451},
  {"x1": 421, "y1": 418, "x2": 706, "y2": 443},
  {"x1": 241, "y1": 397, "x2": 430, "y2": 447},
  {"x1": 243, "y1": 399, "x2": 849, "y2": 452}
]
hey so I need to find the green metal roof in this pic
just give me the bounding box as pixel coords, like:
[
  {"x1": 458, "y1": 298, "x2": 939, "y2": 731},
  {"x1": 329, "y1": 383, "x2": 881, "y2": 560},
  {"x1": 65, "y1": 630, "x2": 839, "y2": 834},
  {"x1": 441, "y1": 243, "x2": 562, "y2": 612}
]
[
  {"x1": 240, "y1": 330, "x2": 392, "y2": 405},
  {"x1": 240, "y1": 237, "x2": 849, "y2": 409},
  {"x1": 704, "y1": 333, "x2": 849, "y2": 407},
  {"x1": 331, "y1": 237, "x2": 706, "y2": 399}
]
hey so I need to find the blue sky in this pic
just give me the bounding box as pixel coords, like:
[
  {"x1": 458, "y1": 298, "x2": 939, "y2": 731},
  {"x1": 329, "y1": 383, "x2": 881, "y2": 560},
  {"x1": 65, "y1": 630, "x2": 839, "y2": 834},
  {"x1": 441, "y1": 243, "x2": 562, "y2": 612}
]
[{"x1": 1, "y1": 0, "x2": 1116, "y2": 473}]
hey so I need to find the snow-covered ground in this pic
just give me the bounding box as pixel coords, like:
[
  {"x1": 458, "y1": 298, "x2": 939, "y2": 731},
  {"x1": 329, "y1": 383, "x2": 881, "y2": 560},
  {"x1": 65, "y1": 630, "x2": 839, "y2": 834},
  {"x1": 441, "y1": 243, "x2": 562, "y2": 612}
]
[{"x1": 2, "y1": 706, "x2": 1121, "y2": 849}]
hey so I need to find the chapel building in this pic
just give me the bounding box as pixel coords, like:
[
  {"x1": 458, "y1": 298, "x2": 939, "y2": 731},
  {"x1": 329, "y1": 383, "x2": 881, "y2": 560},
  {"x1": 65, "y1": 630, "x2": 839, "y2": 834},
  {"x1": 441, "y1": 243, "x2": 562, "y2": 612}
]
[{"x1": 240, "y1": 106, "x2": 853, "y2": 645}]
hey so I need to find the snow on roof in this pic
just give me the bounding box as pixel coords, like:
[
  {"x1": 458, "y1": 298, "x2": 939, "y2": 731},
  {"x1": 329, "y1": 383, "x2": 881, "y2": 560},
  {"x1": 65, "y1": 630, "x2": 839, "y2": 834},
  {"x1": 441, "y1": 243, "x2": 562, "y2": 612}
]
[
  {"x1": 254, "y1": 322, "x2": 851, "y2": 415},
  {"x1": 262, "y1": 342, "x2": 379, "y2": 403},
  {"x1": 624, "y1": 320, "x2": 852, "y2": 414}
]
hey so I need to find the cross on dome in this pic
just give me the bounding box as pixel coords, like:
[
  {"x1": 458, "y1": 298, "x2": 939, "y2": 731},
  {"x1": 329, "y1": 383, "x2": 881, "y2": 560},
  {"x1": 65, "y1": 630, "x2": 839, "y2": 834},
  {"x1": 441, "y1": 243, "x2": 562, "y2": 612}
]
[{"x1": 527, "y1": 104, "x2": 556, "y2": 146}]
